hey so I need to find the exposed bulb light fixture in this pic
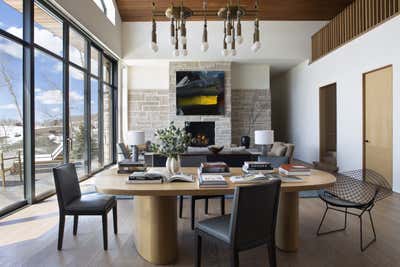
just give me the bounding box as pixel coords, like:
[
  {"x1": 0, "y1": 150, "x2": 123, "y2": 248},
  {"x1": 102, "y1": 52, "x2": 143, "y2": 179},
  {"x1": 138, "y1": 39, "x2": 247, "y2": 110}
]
[
  {"x1": 252, "y1": 0, "x2": 261, "y2": 53},
  {"x1": 201, "y1": 0, "x2": 209, "y2": 52},
  {"x1": 150, "y1": 2, "x2": 158, "y2": 53},
  {"x1": 182, "y1": 43, "x2": 188, "y2": 56},
  {"x1": 170, "y1": 17, "x2": 176, "y2": 45},
  {"x1": 151, "y1": 0, "x2": 262, "y2": 55}
]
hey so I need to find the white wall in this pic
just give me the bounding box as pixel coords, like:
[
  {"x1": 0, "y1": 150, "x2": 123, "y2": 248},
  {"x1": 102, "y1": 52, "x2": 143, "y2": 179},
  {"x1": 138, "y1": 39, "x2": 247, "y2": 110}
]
[
  {"x1": 127, "y1": 62, "x2": 270, "y2": 90},
  {"x1": 49, "y1": 0, "x2": 122, "y2": 56},
  {"x1": 122, "y1": 21, "x2": 326, "y2": 62},
  {"x1": 271, "y1": 15, "x2": 400, "y2": 192}
]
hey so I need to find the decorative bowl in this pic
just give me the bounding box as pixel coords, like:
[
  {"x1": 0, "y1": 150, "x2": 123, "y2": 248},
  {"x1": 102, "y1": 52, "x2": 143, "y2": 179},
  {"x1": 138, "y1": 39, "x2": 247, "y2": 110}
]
[{"x1": 208, "y1": 145, "x2": 224, "y2": 154}]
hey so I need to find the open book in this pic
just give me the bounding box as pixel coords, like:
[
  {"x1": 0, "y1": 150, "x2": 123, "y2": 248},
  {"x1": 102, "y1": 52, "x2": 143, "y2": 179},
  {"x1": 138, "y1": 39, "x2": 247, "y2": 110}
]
[
  {"x1": 145, "y1": 168, "x2": 194, "y2": 183},
  {"x1": 230, "y1": 173, "x2": 270, "y2": 184}
]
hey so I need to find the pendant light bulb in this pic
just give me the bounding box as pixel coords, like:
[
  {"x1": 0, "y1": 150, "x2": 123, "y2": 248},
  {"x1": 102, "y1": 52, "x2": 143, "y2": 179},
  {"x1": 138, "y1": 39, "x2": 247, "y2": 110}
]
[
  {"x1": 170, "y1": 37, "x2": 176, "y2": 46},
  {"x1": 201, "y1": 42, "x2": 209, "y2": 52},
  {"x1": 221, "y1": 49, "x2": 228, "y2": 56},
  {"x1": 151, "y1": 42, "x2": 159, "y2": 52},
  {"x1": 173, "y1": 49, "x2": 180, "y2": 57},
  {"x1": 231, "y1": 49, "x2": 237, "y2": 56},
  {"x1": 251, "y1": 41, "x2": 261, "y2": 52}
]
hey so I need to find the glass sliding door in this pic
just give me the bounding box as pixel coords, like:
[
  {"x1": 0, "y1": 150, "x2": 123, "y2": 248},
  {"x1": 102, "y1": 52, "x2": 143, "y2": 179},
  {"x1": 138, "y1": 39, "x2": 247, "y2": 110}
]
[
  {"x1": 103, "y1": 84, "x2": 113, "y2": 165},
  {"x1": 90, "y1": 78, "x2": 101, "y2": 171},
  {"x1": 0, "y1": 35, "x2": 25, "y2": 210},
  {"x1": 34, "y1": 49, "x2": 64, "y2": 197},
  {"x1": 68, "y1": 66, "x2": 86, "y2": 177}
]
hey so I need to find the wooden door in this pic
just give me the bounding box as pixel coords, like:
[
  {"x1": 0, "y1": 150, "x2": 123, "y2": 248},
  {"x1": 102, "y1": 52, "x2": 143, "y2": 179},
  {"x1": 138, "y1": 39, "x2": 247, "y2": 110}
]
[
  {"x1": 320, "y1": 83, "x2": 337, "y2": 165},
  {"x1": 363, "y1": 66, "x2": 393, "y2": 187}
]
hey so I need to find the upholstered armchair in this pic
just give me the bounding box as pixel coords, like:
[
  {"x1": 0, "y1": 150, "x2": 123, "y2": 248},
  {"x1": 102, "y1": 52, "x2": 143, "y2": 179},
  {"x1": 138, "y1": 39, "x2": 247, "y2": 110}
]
[{"x1": 259, "y1": 142, "x2": 295, "y2": 168}]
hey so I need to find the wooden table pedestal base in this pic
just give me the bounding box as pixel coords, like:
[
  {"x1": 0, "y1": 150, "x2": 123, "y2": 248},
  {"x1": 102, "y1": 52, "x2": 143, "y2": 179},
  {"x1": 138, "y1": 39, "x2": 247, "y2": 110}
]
[
  {"x1": 133, "y1": 196, "x2": 178, "y2": 265},
  {"x1": 276, "y1": 191, "x2": 299, "y2": 252}
]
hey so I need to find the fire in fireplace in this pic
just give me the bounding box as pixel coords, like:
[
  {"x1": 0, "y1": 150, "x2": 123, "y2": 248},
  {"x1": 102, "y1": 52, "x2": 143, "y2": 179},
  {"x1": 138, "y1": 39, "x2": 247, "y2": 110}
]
[{"x1": 185, "y1": 121, "x2": 215, "y2": 147}]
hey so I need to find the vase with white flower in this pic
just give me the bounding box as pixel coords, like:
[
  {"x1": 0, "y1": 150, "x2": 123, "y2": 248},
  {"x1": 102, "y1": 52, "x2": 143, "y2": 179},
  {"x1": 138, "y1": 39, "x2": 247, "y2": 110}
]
[{"x1": 151, "y1": 122, "x2": 191, "y2": 174}]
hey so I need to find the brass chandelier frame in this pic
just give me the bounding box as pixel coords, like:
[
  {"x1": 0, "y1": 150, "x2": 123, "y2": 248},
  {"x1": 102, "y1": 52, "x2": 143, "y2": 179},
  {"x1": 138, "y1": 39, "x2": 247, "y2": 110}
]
[{"x1": 150, "y1": 0, "x2": 261, "y2": 56}]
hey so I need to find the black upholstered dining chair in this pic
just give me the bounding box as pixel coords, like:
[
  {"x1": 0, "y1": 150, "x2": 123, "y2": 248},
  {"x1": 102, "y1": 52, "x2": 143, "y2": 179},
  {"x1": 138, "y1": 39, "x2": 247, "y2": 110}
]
[
  {"x1": 53, "y1": 163, "x2": 118, "y2": 250},
  {"x1": 179, "y1": 195, "x2": 225, "y2": 230},
  {"x1": 194, "y1": 180, "x2": 281, "y2": 267}
]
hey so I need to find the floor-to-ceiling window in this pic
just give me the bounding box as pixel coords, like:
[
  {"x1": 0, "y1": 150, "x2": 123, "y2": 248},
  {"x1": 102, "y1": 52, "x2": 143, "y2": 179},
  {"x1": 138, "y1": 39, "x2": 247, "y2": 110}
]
[
  {"x1": 0, "y1": 0, "x2": 25, "y2": 211},
  {"x1": 33, "y1": 2, "x2": 64, "y2": 198},
  {"x1": 0, "y1": 0, "x2": 118, "y2": 214}
]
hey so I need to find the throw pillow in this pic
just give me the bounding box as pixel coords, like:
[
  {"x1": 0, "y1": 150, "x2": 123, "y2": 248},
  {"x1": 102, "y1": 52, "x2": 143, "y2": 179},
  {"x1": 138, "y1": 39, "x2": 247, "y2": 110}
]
[{"x1": 270, "y1": 142, "x2": 287, "y2": 156}]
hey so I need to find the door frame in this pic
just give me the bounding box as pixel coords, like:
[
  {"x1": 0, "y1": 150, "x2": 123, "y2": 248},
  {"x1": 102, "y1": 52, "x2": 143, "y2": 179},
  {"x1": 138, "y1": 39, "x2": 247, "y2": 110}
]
[
  {"x1": 362, "y1": 64, "x2": 393, "y2": 173},
  {"x1": 319, "y1": 82, "x2": 337, "y2": 163}
]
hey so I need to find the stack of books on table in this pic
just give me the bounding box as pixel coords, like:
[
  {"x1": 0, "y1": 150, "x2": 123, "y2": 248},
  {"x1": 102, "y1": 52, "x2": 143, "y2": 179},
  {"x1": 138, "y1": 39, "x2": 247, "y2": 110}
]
[
  {"x1": 118, "y1": 159, "x2": 146, "y2": 174},
  {"x1": 242, "y1": 161, "x2": 274, "y2": 174},
  {"x1": 279, "y1": 164, "x2": 311, "y2": 176},
  {"x1": 198, "y1": 174, "x2": 228, "y2": 188},
  {"x1": 198, "y1": 162, "x2": 229, "y2": 188},
  {"x1": 126, "y1": 171, "x2": 164, "y2": 184},
  {"x1": 199, "y1": 162, "x2": 230, "y2": 175}
]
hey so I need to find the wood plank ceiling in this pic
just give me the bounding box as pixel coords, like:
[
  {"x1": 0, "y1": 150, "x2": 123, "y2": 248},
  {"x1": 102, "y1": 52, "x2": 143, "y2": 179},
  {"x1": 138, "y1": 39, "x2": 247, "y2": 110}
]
[{"x1": 116, "y1": 0, "x2": 355, "y2": 21}]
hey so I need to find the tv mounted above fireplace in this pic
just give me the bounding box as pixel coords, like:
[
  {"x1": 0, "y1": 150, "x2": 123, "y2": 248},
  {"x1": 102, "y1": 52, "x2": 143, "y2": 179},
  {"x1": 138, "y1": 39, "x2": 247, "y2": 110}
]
[{"x1": 176, "y1": 71, "x2": 225, "y2": 115}]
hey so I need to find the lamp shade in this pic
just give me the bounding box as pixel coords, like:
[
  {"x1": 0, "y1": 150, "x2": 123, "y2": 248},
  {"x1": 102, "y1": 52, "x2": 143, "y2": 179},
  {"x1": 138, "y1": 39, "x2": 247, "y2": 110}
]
[
  {"x1": 254, "y1": 130, "x2": 274, "y2": 145},
  {"x1": 127, "y1": 131, "x2": 145, "y2": 146}
]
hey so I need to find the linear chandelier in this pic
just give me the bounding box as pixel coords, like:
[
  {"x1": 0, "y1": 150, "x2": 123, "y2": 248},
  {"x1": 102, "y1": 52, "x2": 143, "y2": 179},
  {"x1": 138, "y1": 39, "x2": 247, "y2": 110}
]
[{"x1": 150, "y1": 0, "x2": 261, "y2": 57}]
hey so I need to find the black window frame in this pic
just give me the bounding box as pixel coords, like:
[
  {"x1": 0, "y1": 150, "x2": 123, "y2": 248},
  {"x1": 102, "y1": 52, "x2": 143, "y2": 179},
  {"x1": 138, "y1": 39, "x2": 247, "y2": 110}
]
[{"x1": 0, "y1": 0, "x2": 119, "y2": 216}]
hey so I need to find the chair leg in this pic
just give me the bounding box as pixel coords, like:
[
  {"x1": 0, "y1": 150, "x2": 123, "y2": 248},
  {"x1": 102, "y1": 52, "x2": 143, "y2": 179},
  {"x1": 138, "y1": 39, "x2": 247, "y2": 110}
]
[
  {"x1": 191, "y1": 198, "x2": 196, "y2": 230},
  {"x1": 102, "y1": 214, "x2": 108, "y2": 250},
  {"x1": 179, "y1": 196, "x2": 183, "y2": 218},
  {"x1": 220, "y1": 196, "x2": 225, "y2": 215},
  {"x1": 205, "y1": 198, "x2": 209, "y2": 214},
  {"x1": 359, "y1": 210, "x2": 377, "y2": 251},
  {"x1": 73, "y1": 215, "x2": 78, "y2": 236},
  {"x1": 57, "y1": 213, "x2": 65, "y2": 250},
  {"x1": 230, "y1": 250, "x2": 239, "y2": 267},
  {"x1": 113, "y1": 205, "x2": 118, "y2": 234},
  {"x1": 317, "y1": 205, "x2": 347, "y2": 236},
  {"x1": 194, "y1": 233, "x2": 202, "y2": 267},
  {"x1": 267, "y1": 243, "x2": 277, "y2": 267}
]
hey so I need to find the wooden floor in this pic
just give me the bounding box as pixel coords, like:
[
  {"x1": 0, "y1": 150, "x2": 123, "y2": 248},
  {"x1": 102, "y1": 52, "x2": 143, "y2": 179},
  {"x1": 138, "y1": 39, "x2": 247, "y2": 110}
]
[{"x1": 1, "y1": 187, "x2": 400, "y2": 267}]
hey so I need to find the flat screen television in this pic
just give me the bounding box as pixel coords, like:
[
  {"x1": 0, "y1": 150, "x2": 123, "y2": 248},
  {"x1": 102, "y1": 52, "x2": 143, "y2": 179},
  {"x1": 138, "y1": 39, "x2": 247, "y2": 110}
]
[{"x1": 176, "y1": 71, "x2": 225, "y2": 115}]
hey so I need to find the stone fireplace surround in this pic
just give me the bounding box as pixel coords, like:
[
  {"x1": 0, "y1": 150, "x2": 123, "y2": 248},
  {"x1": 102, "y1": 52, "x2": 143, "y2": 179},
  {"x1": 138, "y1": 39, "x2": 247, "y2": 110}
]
[{"x1": 127, "y1": 62, "x2": 271, "y2": 148}]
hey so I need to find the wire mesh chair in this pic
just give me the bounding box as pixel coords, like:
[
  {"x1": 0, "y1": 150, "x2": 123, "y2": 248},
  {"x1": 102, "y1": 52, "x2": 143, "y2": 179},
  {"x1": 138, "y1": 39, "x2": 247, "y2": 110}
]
[{"x1": 316, "y1": 169, "x2": 392, "y2": 251}]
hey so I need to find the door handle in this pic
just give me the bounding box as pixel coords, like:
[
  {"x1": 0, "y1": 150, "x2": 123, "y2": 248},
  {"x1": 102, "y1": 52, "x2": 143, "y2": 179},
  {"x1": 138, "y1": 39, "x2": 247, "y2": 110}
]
[
  {"x1": 365, "y1": 140, "x2": 370, "y2": 143},
  {"x1": 67, "y1": 137, "x2": 73, "y2": 152}
]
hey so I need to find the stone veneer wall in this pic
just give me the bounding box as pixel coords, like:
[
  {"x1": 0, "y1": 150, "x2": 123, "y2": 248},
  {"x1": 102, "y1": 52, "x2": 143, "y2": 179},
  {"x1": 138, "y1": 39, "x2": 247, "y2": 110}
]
[
  {"x1": 169, "y1": 62, "x2": 232, "y2": 146},
  {"x1": 231, "y1": 89, "x2": 272, "y2": 146},
  {"x1": 128, "y1": 89, "x2": 169, "y2": 142}
]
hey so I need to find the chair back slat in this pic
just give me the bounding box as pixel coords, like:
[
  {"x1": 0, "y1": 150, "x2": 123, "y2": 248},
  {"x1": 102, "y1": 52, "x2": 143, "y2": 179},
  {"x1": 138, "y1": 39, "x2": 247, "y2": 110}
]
[
  {"x1": 229, "y1": 179, "x2": 281, "y2": 250},
  {"x1": 53, "y1": 163, "x2": 81, "y2": 209}
]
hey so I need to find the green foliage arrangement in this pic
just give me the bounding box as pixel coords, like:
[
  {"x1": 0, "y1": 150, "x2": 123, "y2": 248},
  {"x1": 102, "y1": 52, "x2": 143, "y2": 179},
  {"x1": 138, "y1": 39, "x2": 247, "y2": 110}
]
[{"x1": 151, "y1": 122, "x2": 191, "y2": 159}]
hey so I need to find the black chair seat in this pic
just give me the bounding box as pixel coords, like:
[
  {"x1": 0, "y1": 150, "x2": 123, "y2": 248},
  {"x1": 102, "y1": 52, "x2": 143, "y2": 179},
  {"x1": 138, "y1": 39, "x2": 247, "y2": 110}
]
[
  {"x1": 318, "y1": 191, "x2": 369, "y2": 208},
  {"x1": 65, "y1": 193, "x2": 116, "y2": 215},
  {"x1": 197, "y1": 215, "x2": 231, "y2": 243}
]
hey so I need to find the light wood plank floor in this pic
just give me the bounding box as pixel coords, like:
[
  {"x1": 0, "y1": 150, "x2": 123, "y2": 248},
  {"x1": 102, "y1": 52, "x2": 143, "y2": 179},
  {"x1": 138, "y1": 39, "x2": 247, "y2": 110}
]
[{"x1": 0, "y1": 187, "x2": 400, "y2": 267}]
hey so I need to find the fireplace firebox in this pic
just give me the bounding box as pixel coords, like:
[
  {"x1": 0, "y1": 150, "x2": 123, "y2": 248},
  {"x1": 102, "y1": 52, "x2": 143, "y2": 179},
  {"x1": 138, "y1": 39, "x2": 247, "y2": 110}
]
[{"x1": 185, "y1": 121, "x2": 215, "y2": 147}]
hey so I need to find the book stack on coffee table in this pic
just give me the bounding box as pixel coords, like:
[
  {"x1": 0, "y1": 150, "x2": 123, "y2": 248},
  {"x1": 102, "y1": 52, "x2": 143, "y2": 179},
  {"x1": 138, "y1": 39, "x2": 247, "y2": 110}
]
[
  {"x1": 242, "y1": 161, "x2": 274, "y2": 174},
  {"x1": 198, "y1": 162, "x2": 229, "y2": 188},
  {"x1": 279, "y1": 164, "x2": 311, "y2": 176}
]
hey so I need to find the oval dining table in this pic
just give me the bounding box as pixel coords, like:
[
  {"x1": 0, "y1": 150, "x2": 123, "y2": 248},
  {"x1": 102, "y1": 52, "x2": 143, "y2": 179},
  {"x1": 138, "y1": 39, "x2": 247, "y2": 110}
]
[{"x1": 95, "y1": 167, "x2": 336, "y2": 265}]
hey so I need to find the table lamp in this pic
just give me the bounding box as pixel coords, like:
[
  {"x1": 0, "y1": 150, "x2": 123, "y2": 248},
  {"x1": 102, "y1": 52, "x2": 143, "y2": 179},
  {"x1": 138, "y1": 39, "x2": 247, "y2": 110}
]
[
  {"x1": 255, "y1": 130, "x2": 274, "y2": 155},
  {"x1": 127, "y1": 130, "x2": 145, "y2": 162}
]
